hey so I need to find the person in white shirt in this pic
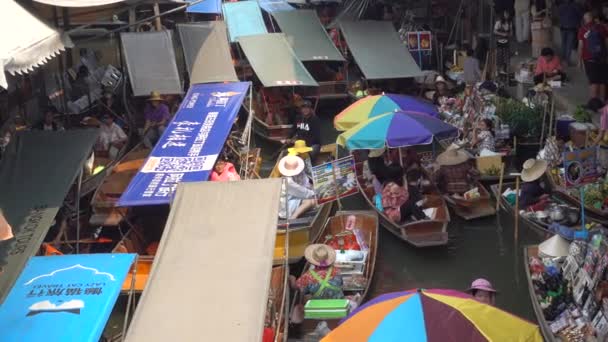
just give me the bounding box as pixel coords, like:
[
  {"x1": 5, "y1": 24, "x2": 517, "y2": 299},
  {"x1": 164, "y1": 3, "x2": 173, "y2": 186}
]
[
  {"x1": 514, "y1": 0, "x2": 531, "y2": 43},
  {"x1": 96, "y1": 114, "x2": 127, "y2": 159},
  {"x1": 278, "y1": 155, "x2": 316, "y2": 220}
]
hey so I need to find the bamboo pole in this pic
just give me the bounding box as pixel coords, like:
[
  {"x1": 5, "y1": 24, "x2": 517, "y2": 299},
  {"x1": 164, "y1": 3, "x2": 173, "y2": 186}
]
[
  {"x1": 514, "y1": 176, "x2": 520, "y2": 242},
  {"x1": 153, "y1": 2, "x2": 162, "y2": 31},
  {"x1": 496, "y1": 162, "x2": 505, "y2": 211}
]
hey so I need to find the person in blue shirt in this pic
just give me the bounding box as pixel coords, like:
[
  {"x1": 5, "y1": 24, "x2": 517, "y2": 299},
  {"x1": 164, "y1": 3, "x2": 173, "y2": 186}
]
[{"x1": 559, "y1": 0, "x2": 583, "y2": 65}]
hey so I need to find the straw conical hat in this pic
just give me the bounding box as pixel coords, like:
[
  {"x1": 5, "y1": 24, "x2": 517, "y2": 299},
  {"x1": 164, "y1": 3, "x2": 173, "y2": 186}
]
[
  {"x1": 539, "y1": 234, "x2": 571, "y2": 257},
  {"x1": 436, "y1": 149, "x2": 469, "y2": 166},
  {"x1": 520, "y1": 159, "x2": 548, "y2": 182}
]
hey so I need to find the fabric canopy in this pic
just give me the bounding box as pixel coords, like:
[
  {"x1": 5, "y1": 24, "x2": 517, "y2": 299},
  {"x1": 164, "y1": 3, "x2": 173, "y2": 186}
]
[
  {"x1": 124, "y1": 179, "x2": 282, "y2": 342},
  {"x1": 223, "y1": 1, "x2": 268, "y2": 42},
  {"x1": 339, "y1": 20, "x2": 422, "y2": 80},
  {"x1": 258, "y1": 0, "x2": 294, "y2": 12},
  {"x1": 0, "y1": 1, "x2": 73, "y2": 89},
  {"x1": 0, "y1": 129, "x2": 99, "y2": 303},
  {"x1": 186, "y1": 0, "x2": 221, "y2": 14},
  {"x1": 177, "y1": 22, "x2": 238, "y2": 84},
  {"x1": 238, "y1": 33, "x2": 318, "y2": 87},
  {"x1": 272, "y1": 10, "x2": 344, "y2": 62},
  {"x1": 121, "y1": 30, "x2": 182, "y2": 97},
  {"x1": 32, "y1": 0, "x2": 124, "y2": 6},
  {"x1": 0, "y1": 254, "x2": 136, "y2": 341}
]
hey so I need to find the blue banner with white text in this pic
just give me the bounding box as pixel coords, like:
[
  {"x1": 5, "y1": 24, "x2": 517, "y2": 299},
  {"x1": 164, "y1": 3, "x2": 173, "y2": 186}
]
[{"x1": 118, "y1": 82, "x2": 249, "y2": 206}]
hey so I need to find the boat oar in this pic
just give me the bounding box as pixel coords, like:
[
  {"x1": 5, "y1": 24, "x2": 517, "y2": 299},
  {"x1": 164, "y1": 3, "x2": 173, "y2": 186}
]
[
  {"x1": 514, "y1": 175, "x2": 521, "y2": 242},
  {"x1": 496, "y1": 162, "x2": 505, "y2": 212}
]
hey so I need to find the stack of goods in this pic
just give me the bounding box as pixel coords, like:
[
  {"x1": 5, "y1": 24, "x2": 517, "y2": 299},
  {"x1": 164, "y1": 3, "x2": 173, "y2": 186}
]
[
  {"x1": 323, "y1": 224, "x2": 369, "y2": 291},
  {"x1": 528, "y1": 233, "x2": 608, "y2": 340}
]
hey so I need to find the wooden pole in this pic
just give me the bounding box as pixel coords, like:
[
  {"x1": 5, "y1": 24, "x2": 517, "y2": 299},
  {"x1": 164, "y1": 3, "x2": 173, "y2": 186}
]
[
  {"x1": 153, "y1": 2, "x2": 162, "y2": 31},
  {"x1": 514, "y1": 176, "x2": 520, "y2": 242},
  {"x1": 496, "y1": 162, "x2": 505, "y2": 211}
]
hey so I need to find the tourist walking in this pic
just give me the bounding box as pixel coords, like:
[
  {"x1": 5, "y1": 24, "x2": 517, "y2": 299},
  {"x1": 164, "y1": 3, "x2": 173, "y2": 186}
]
[
  {"x1": 578, "y1": 11, "x2": 608, "y2": 99},
  {"x1": 514, "y1": 0, "x2": 531, "y2": 43},
  {"x1": 559, "y1": 0, "x2": 583, "y2": 64},
  {"x1": 494, "y1": 11, "x2": 513, "y2": 74}
]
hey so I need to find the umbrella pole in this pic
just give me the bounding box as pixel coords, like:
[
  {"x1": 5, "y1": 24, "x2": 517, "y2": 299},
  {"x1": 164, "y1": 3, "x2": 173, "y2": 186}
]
[
  {"x1": 496, "y1": 162, "x2": 505, "y2": 212},
  {"x1": 514, "y1": 176, "x2": 520, "y2": 242}
]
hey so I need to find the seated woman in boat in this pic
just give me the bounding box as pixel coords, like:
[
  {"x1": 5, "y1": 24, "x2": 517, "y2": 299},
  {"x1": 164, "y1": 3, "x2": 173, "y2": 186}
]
[
  {"x1": 401, "y1": 147, "x2": 422, "y2": 172},
  {"x1": 470, "y1": 118, "x2": 495, "y2": 154},
  {"x1": 379, "y1": 165, "x2": 428, "y2": 223},
  {"x1": 537, "y1": 135, "x2": 566, "y2": 167},
  {"x1": 433, "y1": 149, "x2": 479, "y2": 195},
  {"x1": 263, "y1": 88, "x2": 289, "y2": 126},
  {"x1": 288, "y1": 140, "x2": 314, "y2": 171},
  {"x1": 519, "y1": 159, "x2": 550, "y2": 211},
  {"x1": 294, "y1": 244, "x2": 344, "y2": 300},
  {"x1": 210, "y1": 156, "x2": 240, "y2": 182},
  {"x1": 278, "y1": 155, "x2": 316, "y2": 220},
  {"x1": 95, "y1": 114, "x2": 127, "y2": 159},
  {"x1": 467, "y1": 278, "x2": 497, "y2": 306},
  {"x1": 143, "y1": 91, "x2": 171, "y2": 149}
]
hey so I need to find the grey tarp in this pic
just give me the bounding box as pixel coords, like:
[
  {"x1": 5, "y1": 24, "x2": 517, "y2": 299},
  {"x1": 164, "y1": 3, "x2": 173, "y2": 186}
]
[
  {"x1": 339, "y1": 20, "x2": 422, "y2": 80},
  {"x1": 177, "y1": 22, "x2": 238, "y2": 85},
  {"x1": 238, "y1": 33, "x2": 318, "y2": 87},
  {"x1": 121, "y1": 30, "x2": 182, "y2": 97},
  {"x1": 0, "y1": 129, "x2": 99, "y2": 303},
  {"x1": 272, "y1": 10, "x2": 344, "y2": 62},
  {"x1": 125, "y1": 179, "x2": 282, "y2": 342}
]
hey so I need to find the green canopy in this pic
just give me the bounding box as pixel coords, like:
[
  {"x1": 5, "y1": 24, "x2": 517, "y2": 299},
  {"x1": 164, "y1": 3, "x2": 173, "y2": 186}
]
[
  {"x1": 0, "y1": 129, "x2": 99, "y2": 302},
  {"x1": 237, "y1": 33, "x2": 318, "y2": 87},
  {"x1": 339, "y1": 20, "x2": 422, "y2": 80},
  {"x1": 272, "y1": 10, "x2": 344, "y2": 62}
]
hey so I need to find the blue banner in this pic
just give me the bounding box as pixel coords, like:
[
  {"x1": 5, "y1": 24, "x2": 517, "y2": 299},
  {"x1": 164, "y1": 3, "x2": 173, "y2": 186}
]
[
  {"x1": 0, "y1": 253, "x2": 136, "y2": 342},
  {"x1": 259, "y1": 0, "x2": 294, "y2": 13},
  {"x1": 186, "y1": 0, "x2": 222, "y2": 14},
  {"x1": 118, "y1": 82, "x2": 249, "y2": 207}
]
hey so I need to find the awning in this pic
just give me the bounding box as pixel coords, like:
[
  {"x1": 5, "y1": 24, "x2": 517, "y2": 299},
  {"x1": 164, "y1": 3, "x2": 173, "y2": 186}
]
[
  {"x1": 258, "y1": 0, "x2": 294, "y2": 13},
  {"x1": 120, "y1": 30, "x2": 182, "y2": 97},
  {"x1": 32, "y1": 0, "x2": 124, "y2": 6},
  {"x1": 238, "y1": 33, "x2": 318, "y2": 87},
  {"x1": 124, "y1": 179, "x2": 281, "y2": 342},
  {"x1": 1, "y1": 1, "x2": 73, "y2": 89},
  {"x1": 177, "y1": 22, "x2": 238, "y2": 84},
  {"x1": 0, "y1": 253, "x2": 135, "y2": 340},
  {"x1": 272, "y1": 10, "x2": 344, "y2": 62},
  {"x1": 339, "y1": 20, "x2": 422, "y2": 80},
  {"x1": 185, "y1": 0, "x2": 221, "y2": 14},
  {"x1": 326, "y1": 0, "x2": 369, "y2": 28},
  {"x1": 0, "y1": 129, "x2": 100, "y2": 303},
  {"x1": 223, "y1": 1, "x2": 267, "y2": 42},
  {"x1": 118, "y1": 82, "x2": 250, "y2": 207}
]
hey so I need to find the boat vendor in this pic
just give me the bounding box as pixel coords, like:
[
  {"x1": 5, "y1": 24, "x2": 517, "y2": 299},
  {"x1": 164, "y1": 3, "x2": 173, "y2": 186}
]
[
  {"x1": 467, "y1": 278, "x2": 497, "y2": 306},
  {"x1": 470, "y1": 118, "x2": 496, "y2": 153},
  {"x1": 210, "y1": 156, "x2": 240, "y2": 182},
  {"x1": 143, "y1": 91, "x2": 170, "y2": 149},
  {"x1": 293, "y1": 244, "x2": 344, "y2": 300},
  {"x1": 378, "y1": 165, "x2": 428, "y2": 223},
  {"x1": 283, "y1": 100, "x2": 321, "y2": 161},
  {"x1": 95, "y1": 113, "x2": 127, "y2": 159},
  {"x1": 520, "y1": 159, "x2": 551, "y2": 211},
  {"x1": 432, "y1": 76, "x2": 452, "y2": 105},
  {"x1": 288, "y1": 140, "x2": 314, "y2": 168},
  {"x1": 33, "y1": 109, "x2": 64, "y2": 132},
  {"x1": 433, "y1": 149, "x2": 479, "y2": 195},
  {"x1": 278, "y1": 155, "x2": 316, "y2": 220}
]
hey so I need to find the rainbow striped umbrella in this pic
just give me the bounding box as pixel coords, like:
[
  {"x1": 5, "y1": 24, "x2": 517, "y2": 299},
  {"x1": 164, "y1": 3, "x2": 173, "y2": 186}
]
[
  {"x1": 334, "y1": 94, "x2": 439, "y2": 131},
  {"x1": 322, "y1": 289, "x2": 543, "y2": 342},
  {"x1": 336, "y1": 111, "x2": 458, "y2": 150}
]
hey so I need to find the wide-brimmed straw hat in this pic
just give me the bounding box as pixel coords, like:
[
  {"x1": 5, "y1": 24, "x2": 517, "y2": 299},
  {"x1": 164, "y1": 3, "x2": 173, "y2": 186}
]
[
  {"x1": 435, "y1": 75, "x2": 447, "y2": 85},
  {"x1": 147, "y1": 91, "x2": 164, "y2": 102},
  {"x1": 436, "y1": 149, "x2": 469, "y2": 166},
  {"x1": 467, "y1": 278, "x2": 497, "y2": 294},
  {"x1": 539, "y1": 234, "x2": 571, "y2": 257},
  {"x1": 520, "y1": 159, "x2": 548, "y2": 182},
  {"x1": 304, "y1": 244, "x2": 336, "y2": 267},
  {"x1": 288, "y1": 140, "x2": 313, "y2": 155},
  {"x1": 278, "y1": 155, "x2": 305, "y2": 177},
  {"x1": 368, "y1": 147, "x2": 386, "y2": 158}
]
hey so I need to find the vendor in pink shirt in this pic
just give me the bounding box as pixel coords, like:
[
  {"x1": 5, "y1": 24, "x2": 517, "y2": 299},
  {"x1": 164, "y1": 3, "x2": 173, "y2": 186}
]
[{"x1": 534, "y1": 47, "x2": 566, "y2": 85}]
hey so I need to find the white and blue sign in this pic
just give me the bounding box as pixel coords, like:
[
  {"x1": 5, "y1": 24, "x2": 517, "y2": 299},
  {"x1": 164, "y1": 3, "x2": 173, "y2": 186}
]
[
  {"x1": 186, "y1": 0, "x2": 222, "y2": 14},
  {"x1": 0, "y1": 253, "x2": 136, "y2": 342},
  {"x1": 118, "y1": 82, "x2": 249, "y2": 207}
]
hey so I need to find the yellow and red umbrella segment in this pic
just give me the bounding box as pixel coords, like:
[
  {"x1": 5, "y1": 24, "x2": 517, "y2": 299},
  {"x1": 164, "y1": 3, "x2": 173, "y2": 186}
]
[
  {"x1": 322, "y1": 289, "x2": 543, "y2": 342},
  {"x1": 333, "y1": 94, "x2": 439, "y2": 131}
]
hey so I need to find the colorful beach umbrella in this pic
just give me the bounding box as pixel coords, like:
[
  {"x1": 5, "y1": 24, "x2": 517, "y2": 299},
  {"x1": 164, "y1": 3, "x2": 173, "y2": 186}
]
[
  {"x1": 336, "y1": 111, "x2": 458, "y2": 150},
  {"x1": 334, "y1": 94, "x2": 439, "y2": 131},
  {"x1": 322, "y1": 289, "x2": 543, "y2": 342}
]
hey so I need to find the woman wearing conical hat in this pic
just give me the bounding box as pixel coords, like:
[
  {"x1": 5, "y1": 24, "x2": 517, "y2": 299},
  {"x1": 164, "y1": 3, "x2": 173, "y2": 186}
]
[
  {"x1": 519, "y1": 158, "x2": 550, "y2": 211},
  {"x1": 433, "y1": 148, "x2": 479, "y2": 195}
]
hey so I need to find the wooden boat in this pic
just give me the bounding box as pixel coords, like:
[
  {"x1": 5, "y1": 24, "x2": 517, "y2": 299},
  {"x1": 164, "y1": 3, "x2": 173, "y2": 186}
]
[
  {"x1": 294, "y1": 210, "x2": 378, "y2": 334},
  {"x1": 353, "y1": 155, "x2": 450, "y2": 247},
  {"x1": 265, "y1": 265, "x2": 289, "y2": 342},
  {"x1": 89, "y1": 143, "x2": 151, "y2": 227},
  {"x1": 442, "y1": 182, "x2": 496, "y2": 220},
  {"x1": 270, "y1": 144, "x2": 336, "y2": 265},
  {"x1": 545, "y1": 168, "x2": 608, "y2": 225},
  {"x1": 524, "y1": 245, "x2": 557, "y2": 342}
]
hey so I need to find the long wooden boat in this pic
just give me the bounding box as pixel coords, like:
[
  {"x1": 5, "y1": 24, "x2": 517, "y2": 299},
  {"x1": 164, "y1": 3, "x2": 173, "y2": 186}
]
[
  {"x1": 265, "y1": 265, "x2": 289, "y2": 342},
  {"x1": 524, "y1": 245, "x2": 557, "y2": 342},
  {"x1": 294, "y1": 210, "x2": 378, "y2": 335},
  {"x1": 353, "y1": 156, "x2": 450, "y2": 247},
  {"x1": 545, "y1": 168, "x2": 608, "y2": 225},
  {"x1": 443, "y1": 182, "x2": 496, "y2": 220},
  {"x1": 270, "y1": 144, "x2": 335, "y2": 265},
  {"x1": 89, "y1": 143, "x2": 151, "y2": 227}
]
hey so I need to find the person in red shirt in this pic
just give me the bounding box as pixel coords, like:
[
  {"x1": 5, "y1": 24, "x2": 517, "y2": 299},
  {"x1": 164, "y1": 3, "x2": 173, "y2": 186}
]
[
  {"x1": 534, "y1": 47, "x2": 566, "y2": 84},
  {"x1": 578, "y1": 11, "x2": 608, "y2": 99}
]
